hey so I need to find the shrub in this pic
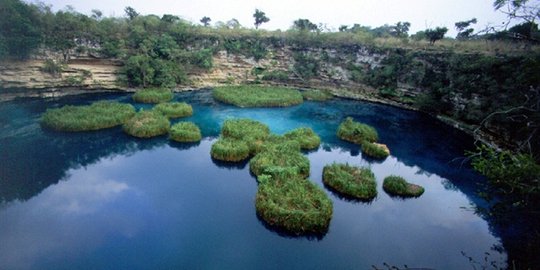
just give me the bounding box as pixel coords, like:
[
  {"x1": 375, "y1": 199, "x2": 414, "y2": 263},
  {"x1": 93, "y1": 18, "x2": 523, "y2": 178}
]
[
  {"x1": 322, "y1": 163, "x2": 377, "y2": 200},
  {"x1": 210, "y1": 138, "x2": 250, "y2": 162},
  {"x1": 261, "y1": 70, "x2": 289, "y2": 82},
  {"x1": 255, "y1": 173, "x2": 333, "y2": 235},
  {"x1": 383, "y1": 175, "x2": 424, "y2": 197},
  {"x1": 40, "y1": 59, "x2": 63, "y2": 76},
  {"x1": 154, "y1": 102, "x2": 193, "y2": 118},
  {"x1": 169, "y1": 122, "x2": 201, "y2": 142},
  {"x1": 302, "y1": 90, "x2": 333, "y2": 101},
  {"x1": 41, "y1": 101, "x2": 135, "y2": 132},
  {"x1": 361, "y1": 141, "x2": 390, "y2": 159},
  {"x1": 132, "y1": 88, "x2": 174, "y2": 103},
  {"x1": 213, "y1": 85, "x2": 303, "y2": 107},
  {"x1": 123, "y1": 110, "x2": 170, "y2": 138},
  {"x1": 250, "y1": 147, "x2": 310, "y2": 177},
  {"x1": 337, "y1": 117, "x2": 378, "y2": 144},
  {"x1": 283, "y1": 127, "x2": 321, "y2": 150}
]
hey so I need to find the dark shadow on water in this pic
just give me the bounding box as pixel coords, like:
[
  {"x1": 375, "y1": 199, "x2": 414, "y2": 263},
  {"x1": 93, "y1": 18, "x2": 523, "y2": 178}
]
[
  {"x1": 323, "y1": 183, "x2": 377, "y2": 204},
  {"x1": 255, "y1": 212, "x2": 328, "y2": 241},
  {"x1": 211, "y1": 157, "x2": 250, "y2": 170},
  {"x1": 168, "y1": 140, "x2": 201, "y2": 151}
]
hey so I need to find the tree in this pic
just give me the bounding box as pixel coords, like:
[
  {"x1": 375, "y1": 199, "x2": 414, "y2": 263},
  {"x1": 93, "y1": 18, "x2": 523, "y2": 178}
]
[
  {"x1": 226, "y1": 18, "x2": 241, "y2": 29},
  {"x1": 124, "y1": 6, "x2": 139, "y2": 20},
  {"x1": 0, "y1": 0, "x2": 42, "y2": 59},
  {"x1": 200, "y1": 16, "x2": 211, "y2": 27},
  {"x1": 391, "y1": 21, "x2": 411, "y2": 38},
  {"x1": 91, "y1": 9, "x2": 102, "y2": 20},
  {"x1": 292, "y1": 19, "x2": 318, "y2": 32},
  {"x1": 424, "y1": 27, "x2": 448, "y2": 44},
  {"x1": 253, "y1": 9, "x2": 269, "y2": 29},
  {"x1": 455, "y1": 18, "x2": 477, "y2": 39}
]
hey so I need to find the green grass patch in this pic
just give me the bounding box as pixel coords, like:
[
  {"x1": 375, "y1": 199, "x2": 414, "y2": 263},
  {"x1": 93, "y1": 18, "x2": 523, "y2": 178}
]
[
  {"x1": 169, "y1": 122, "x2": 202, "y2": 142},
  {"x1": 250, "y1": 147, "x2": 310, "y2": 178},
  {"x1": 256, "y1": 173, "x2": 333, "y2": 235},
  {"x1": 284, "y1": 127, "x2": 321, "y2": 150},
  {"x1": 123, "y1": 110, "x2": 170, "y2": 138},
  {"x1": 302, "y1": 90, "x2": 333, "y2": 101},
  {"x1": 383, "y1": 175, "x2": 425, "y2": 198},
  {"x1": 213, "y1": 85, "x2": 303, "y2": 107},
  {"x1": 221, "y1": 118, "x2": 270, "y2": 154},
  {"x1": 361, "y1": 141, "x2": 390, "y2": 159},
  {"x1": 41, "y1": 101, "x2": 135, "y2": 132},
  {"x1": 210, "y1": 138, "x2": 250, "y2": 162},
  {"x1": 337, "y1": 117, "x2": 378, "y2": 144},
  {"x1": 322, "y1": 163, "x2": 377, "y2": 201},
  {"x1": 154, "y1": 102, "x2": 193, "y2": 118},
  {"x1": 132, "y1": 88, "x2": 174, "y2": 103}
]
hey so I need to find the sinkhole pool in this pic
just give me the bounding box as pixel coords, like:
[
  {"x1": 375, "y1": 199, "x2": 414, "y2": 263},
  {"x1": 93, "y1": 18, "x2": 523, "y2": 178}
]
[{"x1": 0, "y1": 90, "x2": 506, "y2": 269}]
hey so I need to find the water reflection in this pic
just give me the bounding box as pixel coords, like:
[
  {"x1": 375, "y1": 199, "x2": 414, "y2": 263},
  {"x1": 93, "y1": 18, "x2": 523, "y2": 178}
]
[{"x1": 0, "y1": 91, "x2": 511, "y2": 269}]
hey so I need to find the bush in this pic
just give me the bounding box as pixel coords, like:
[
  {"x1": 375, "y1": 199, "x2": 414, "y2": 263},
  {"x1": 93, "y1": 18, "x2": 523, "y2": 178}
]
[
  {"x1": 213, "y1": 85, "x2": 304, "y2": 107},
  {"x1": 283, "y1": 127, "x2": 321, "y2": 150},
  {"x1": 123, "y1": 110, "x2": 170, "y2": 138},
  {"x1": 337, "y1": 117, "x2": 378, "y2": 144},
  {"x1": 361, "y1": 141, "x2": 390, "y2": 159},
  {"x1": 132, "y1": 88, "x2": 174, "y2": 103},
  {"x1": 302, "y1": 90, "x2": 333, "y2": 101},
  {"x1": 261, "y1": 70, "x2": 289, "y2": 82},
  {"x1": 169, "y1": 122, "x2": 201, "y2": 142},
  {"x1": 323, "y1": 163, "x2": 377, "y2": 200},
  {"x1": 250, "y1": 147, "x2": 310, "y2": 177},
  {"x1": 41, "y1": 101, "x2": 135, "y2": 132},
  {"x1": 210, "y1": 138, "x2": 250, "y2": 162},
  {"x1": 255, "y1": 173, "x2": 333, "y2": 235},
  {"x1": 40, "y1": 59, "x2": 63, "y2": 76},
  {"x1": 383, "y1": 175, "x2": 424, "y2": 197},
  {"x1": 154, "y1": 102, "x2": 193, "y2": 118}
]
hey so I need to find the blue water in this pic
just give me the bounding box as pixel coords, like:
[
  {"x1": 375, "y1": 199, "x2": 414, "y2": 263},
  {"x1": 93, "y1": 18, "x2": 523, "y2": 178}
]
[{"x1": 0, "y1": 91, "x2": 506, "y2": 269}]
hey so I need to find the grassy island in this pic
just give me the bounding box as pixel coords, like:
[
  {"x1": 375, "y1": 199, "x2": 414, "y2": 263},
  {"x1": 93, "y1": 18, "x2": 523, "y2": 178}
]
[
  {"x1": 41, "y1": 101, "x2": 135, "y2": 132},
  {"x1": 383, "y1": 175, "x2": 425, "y2": 198},
  {"x1": 132, "y1": 88, "x2": 174, "y2": 103},
  {"x1": 169, "y1": 122, "x2": 201, "y2": 142},
  {"x1": 213, "y1": 85, "x2": 303, "y2": 107},
  {"x1": 284, "y1": 127, "x2": 321, "y2": 150},
  {"x1": 337, "y1": 117, "x2": 378, "y2": 144},
  {"x1": 123, "y1": 110, "x2": 170, "y2": 138},
  {"x1": 210, "y1": 138, "x2": 250, "y2": 162},
  {"x1": 323, "y1": 163, "x2": 377, "y2": 200},
  {"x1": 221, "y1": 118, "x2": 271, "y2": 153},
  {"x1": 250, "y1": 147, "x2": 310, "y2": 177},
  {"x1": 255, "y1": 173, "x2": 333, "y2": 235},
  {"x1": 361, "y1": 141, "x2": 390, "y2": 159},
  {"x1": 302, "y1": 90, "x2": 333, "y2": 101},
  {"x1": 154, "y1": 102, "x2": 193, "y2": 118}
]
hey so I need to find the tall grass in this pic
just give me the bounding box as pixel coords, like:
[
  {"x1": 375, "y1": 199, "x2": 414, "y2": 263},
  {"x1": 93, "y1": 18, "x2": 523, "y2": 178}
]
[
  {"x1": 221, "y1": 118, "x2": 270, "y2": 154},
  {"x1": 41, "y1": 101, "x2": 135, "y2": 132},
  {"x1": 301, "y1": 90, "x2": 333, "y2": 101},
  {"x1": 154, "y1": 102, "x2": 193, "y2": 118},
  {"x1": 132, "y1": 88, "x2": 174, "y2": 103},
  {"x1": 250, "y1": 146, "x2": 310, "y2": 178},
  {"x1": 322, "y1": 163, "x2": 377, "y2": 201},
  {"x1": 383, "y1": 175, "x2": 424, "y2": 198},
  {"x1": 361, "y1": 141, "x2": 390, "y2": 159},
  {"x1": 337, "y1": 117, "x2": 378, "y2": 144},
  {"x1": 213, "y1": 85, "x2": 303, "y2": 107},
  {"x1": 123, "y1": 110, "x2": 170, "y2": 138},
  {"x1": 256, "y1": 172, "x2": 333, "y2": 235},
  {"x1": 210, "y1": 137, "x2": 250, "y2": 162},
  {"x1": 283, "y1": 127, "x2": 321, "y2": 150},
  {"x1": 169, "y1": 122, "x2": 201, "y2": 142}
]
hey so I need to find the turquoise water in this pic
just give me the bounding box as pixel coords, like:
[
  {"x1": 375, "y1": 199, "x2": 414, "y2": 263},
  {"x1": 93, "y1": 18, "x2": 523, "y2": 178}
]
[{"x1": 0, "y1": 91, "x2": 506, "y2": 269}]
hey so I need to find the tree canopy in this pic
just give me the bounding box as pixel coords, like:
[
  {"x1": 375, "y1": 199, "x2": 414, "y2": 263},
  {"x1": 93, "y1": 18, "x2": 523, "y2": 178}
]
[{"x1": 253, "y1": 9, "x2": 269, "y2": 29}]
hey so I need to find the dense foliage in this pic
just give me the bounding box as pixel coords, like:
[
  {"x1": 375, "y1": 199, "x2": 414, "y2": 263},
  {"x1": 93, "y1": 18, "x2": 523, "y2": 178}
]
[
  {"x1": 154, "y1": 102, "x2": 193, "y2": 118},
  {"x1": 337, "y1": 117, "x2": 379, "y2": 144},
  {"x1": 132, "y1": 88, "x2": 174, "y2": 103},
  {"x1": 211, "y1": 138, "x2": 251, "y2": 161},
  {"x1": 41, "y1": 101, "x2": 135, "y2": 131},
  {"x1": 383, "y1": 175, "x2": 425, "y2": 197},
  {"x1": 123, "y1": 110, "x2": 170, "y2": 138},
  {"x1": 322, "y1": 163, "x2": 377, "y2": 200},
  {"x1": 169, "y1": 122, "x2": 201, "y2": 142},
  {"x1": 213, "y1": 86, "x2": 304, "y2": 107},
  {"x1": 361, "y1": 141, "x2": 390, "y2": 159},
  {"x1": 283, "y1": 127, "x2": 321, "y2": 150}
]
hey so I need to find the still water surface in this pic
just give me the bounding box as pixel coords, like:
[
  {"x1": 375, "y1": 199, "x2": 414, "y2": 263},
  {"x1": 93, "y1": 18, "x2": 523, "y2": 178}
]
[{"x1": 0, "y1": 91, "x2": 505, "y2": 269}]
